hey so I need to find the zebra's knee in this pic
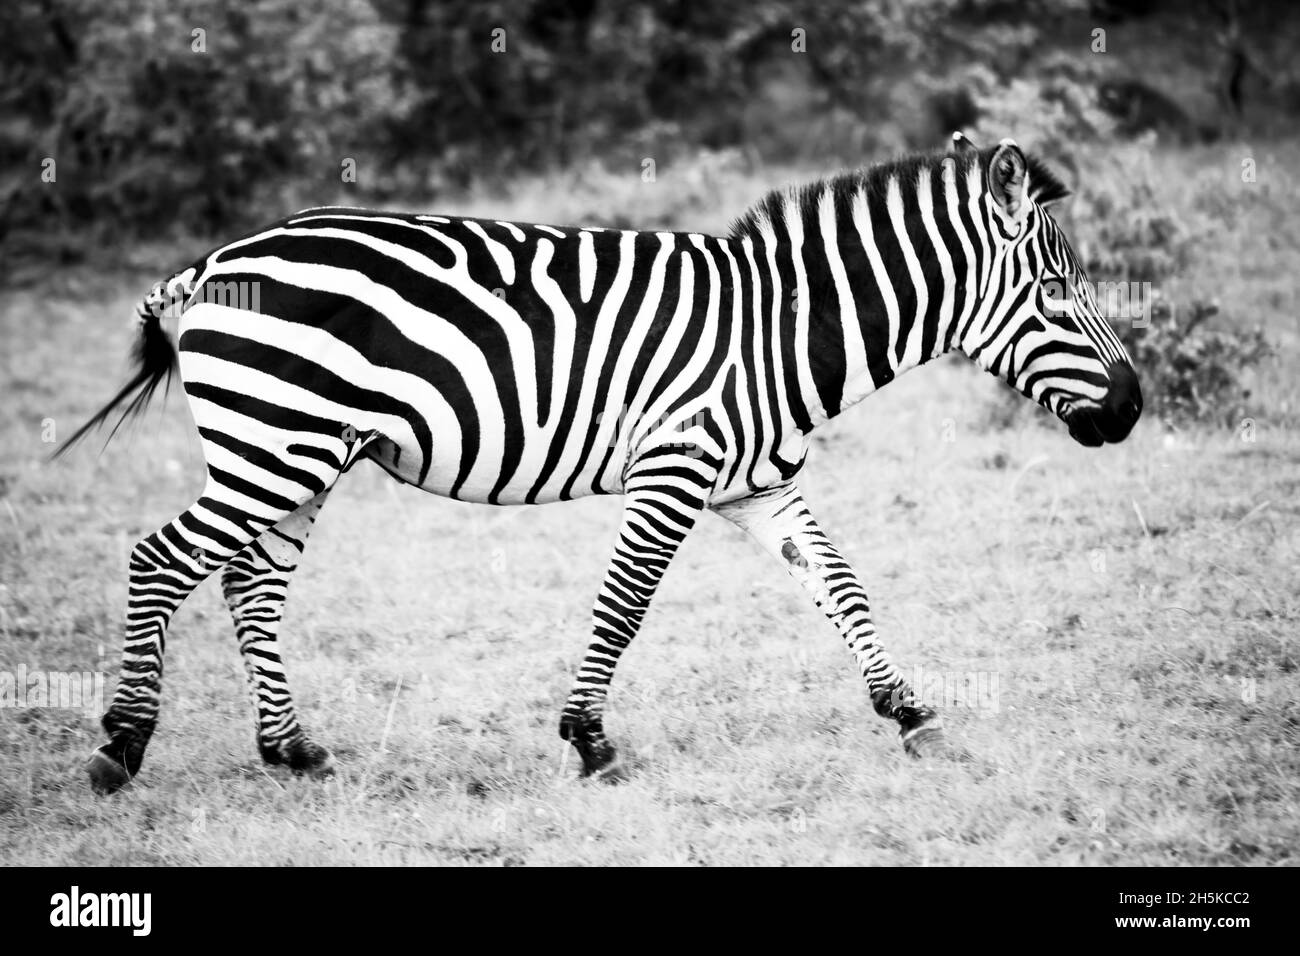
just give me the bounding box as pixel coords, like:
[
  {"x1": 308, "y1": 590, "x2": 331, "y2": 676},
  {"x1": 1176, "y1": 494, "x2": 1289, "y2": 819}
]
[
  {"x1": 219, "y1": 559, "x2": 246, "y2": 586},
  {"x1": 131, "y1": 535, "x2": 212, "y2": 582},
  {"x1": 127, "y1": 539, "x2": 157, "y2": 574},
  {"x1": 219, "y1": 560, "x2": 259, "y2": 605}
]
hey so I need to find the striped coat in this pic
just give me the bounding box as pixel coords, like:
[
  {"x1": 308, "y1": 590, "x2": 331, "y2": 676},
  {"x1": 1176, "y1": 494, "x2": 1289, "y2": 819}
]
[{"x1": 63, "y1": 137, "x2": 1141, "y2": 792}]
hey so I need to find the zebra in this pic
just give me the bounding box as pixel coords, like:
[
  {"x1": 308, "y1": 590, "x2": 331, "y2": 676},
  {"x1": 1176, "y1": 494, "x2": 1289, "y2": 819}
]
[{"x1": 59, "y1": 136, "x2": 1141, "y2": 794}]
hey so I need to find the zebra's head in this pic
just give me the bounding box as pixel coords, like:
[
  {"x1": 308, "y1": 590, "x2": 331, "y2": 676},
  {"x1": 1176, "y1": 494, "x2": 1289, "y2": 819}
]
[{"x1": 955, "y1": 135, "x2": 1142, "y2": 446}]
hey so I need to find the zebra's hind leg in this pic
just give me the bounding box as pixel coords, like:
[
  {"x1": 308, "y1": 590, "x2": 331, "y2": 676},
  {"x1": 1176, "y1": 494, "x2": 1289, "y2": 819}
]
[
  {"x1": 87, "y1": 481, "x2": 336, "y2": 795},
  {"x1": 559, "y1": 455, "x2": 715, "y2": 780},
  {"x1": 715, "y1": 483, "x2": 947, "y2": 759},
  {"x1": 221, "y1": 490, "x2": 334, "y2": 777}
]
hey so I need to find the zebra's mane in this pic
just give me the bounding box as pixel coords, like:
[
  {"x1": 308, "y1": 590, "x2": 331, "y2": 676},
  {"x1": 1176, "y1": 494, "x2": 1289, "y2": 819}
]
[{"x1": 729, "y1": 148, "x2": 1071, "y2": 240}]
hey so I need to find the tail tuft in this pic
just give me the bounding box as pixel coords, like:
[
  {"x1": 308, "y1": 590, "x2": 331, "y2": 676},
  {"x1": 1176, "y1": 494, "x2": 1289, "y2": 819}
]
[{"x1": 51, "y1": 284, "x2": 181, "y2": 459}]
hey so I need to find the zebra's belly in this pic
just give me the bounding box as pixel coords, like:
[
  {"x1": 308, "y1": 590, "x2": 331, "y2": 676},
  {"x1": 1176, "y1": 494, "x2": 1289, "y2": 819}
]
[
  {"x1": 364, "y1": 421, "x2": 808, "y2": 508},
  {"x1": 361, "y1": 433, "x2": 623, "y2": 505}
]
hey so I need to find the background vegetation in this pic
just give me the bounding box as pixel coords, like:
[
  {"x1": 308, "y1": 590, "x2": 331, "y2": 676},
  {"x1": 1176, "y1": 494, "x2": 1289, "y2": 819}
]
[
  {"x1": 1, "y1": 0, "x2": 1297, "y2": 864},
  {"x1": 4, "y1": 0, "x2": 1297, "y2": 421}
]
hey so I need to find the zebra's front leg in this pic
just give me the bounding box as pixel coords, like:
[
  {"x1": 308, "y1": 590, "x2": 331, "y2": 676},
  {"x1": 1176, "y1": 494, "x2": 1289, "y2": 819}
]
[
  {"x1": 221, "y1": 491, "x2": 334, "y2": 776},
  {"x1": 715, "y1": 483, "x2": 945, "y2": 757},
  {"x1": 559, "y1": 458, "x2": 714, "y2": 780}
]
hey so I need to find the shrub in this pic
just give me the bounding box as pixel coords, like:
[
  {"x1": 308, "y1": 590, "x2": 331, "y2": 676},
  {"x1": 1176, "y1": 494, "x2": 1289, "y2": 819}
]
[
  {"x1": 1068, "y1": 139, "x2": 1196, "y2": 284},
  {"x1": 966, "y1": 54, "x2": 1117, "y2": 161},
  {"x1": 1120, "y1": 298, "x2": 1273, "y2": 426},
  {"x1": 1, "y1": 0, "x2": 402, "y2": 243},
  {"x1": 1075, "y1": 143, "x2": 1274, "y2": 426}
]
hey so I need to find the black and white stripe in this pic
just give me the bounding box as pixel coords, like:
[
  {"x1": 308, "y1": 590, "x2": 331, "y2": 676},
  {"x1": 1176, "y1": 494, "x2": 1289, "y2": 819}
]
[{"x1": 67, "y1": 137, "x2": 1140, "y2": 791}]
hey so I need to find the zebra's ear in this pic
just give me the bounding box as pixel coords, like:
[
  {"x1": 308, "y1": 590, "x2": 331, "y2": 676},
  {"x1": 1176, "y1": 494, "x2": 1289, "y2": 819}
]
[
  {"x1": 988, "y1": 138, "x2": 1029, "y2": 221},
  {"x1": 951, "y1": 131, "x2": 978, "y2": 154}
]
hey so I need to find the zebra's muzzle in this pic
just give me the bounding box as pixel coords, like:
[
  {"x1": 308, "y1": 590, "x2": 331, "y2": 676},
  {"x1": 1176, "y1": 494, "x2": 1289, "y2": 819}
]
[{"x1": 1066, "y1": 362, "x2": 1142, "y2": 446}]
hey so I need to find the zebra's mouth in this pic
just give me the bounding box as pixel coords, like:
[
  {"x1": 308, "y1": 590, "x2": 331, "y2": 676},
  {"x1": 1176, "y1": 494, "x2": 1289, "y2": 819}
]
[
  {"x1": 1065, "y1": 397, "x2": 1140, "y2": 446},
  {"x1": 1066, "y1": 410, "x2": 1107, "y2": 447}
]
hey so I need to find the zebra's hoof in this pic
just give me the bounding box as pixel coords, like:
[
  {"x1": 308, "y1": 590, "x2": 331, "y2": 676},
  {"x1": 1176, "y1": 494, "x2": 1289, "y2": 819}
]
[
  {"x1": 261, "y1": 738, "x2": 336, "y2": 777},
  {"x1": 87, "y1": 747, "x2": 133, "y2": 796},
  {"x1": 901, "y1": 721, "x2": 946, "y2": 759},
  {"x1": 573, "y1": 742, "x2": 622, "y2": 781},
  {"x1": 559, "y1": 714, "x2": 621, "y2": 779},
  {"x1": 296, "y1": 747, "x2": 336, "y2": 779},
  {"x1": 589, "y1": 755, "x2": 629, "y2": 784}
]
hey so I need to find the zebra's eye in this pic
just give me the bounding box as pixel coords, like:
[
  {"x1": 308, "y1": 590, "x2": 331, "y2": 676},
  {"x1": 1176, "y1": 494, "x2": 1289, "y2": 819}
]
[{"x1": 1041, "y1": 276, "x2": 1071, "y2": 317}]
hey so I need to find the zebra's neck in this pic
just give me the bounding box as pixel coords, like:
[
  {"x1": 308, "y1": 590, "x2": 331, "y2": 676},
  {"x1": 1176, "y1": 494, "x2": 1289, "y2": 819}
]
[{"x1": 734, "y1": 159, "x2": 989, "y2": 432}]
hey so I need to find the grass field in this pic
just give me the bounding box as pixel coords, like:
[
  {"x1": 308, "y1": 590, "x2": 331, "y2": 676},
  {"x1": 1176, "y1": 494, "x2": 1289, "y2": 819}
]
[{"x1": 2, "y1": 153, "x2": 1298, "y2": 866}]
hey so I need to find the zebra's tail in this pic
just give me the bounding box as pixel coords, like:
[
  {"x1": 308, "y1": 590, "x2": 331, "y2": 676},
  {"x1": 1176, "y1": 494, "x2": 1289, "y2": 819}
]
[{"x1": 51, "y1": 272, "x2": 190, "y2": 459}]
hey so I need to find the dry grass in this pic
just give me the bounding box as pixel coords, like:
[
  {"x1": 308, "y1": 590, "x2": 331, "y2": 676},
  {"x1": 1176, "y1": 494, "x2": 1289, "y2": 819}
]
[{"x1": 1, "y1": 150, "x2": 1297, "y2": 866}]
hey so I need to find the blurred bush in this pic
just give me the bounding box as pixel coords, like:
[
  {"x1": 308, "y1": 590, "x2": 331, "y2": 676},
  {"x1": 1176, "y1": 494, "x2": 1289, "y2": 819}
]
[
  {"x1": 1121, "y1": 298, "x2": 1272, "y2": 426},
  {"x1": 0, "y1": 0, "x2": 400, "y2": 245},
  {"x1": 966, "y1": 52, "x2": 1117, "y2": 164},
  {"x1": 1075, "y1": 142, "x2": 1275, "y2": 426},
  {"x1": 1, "y1": 0, "x2": 1112, "y2": 250},
  {"x1": 1068, "y1": 139, "x2": 1197, "y2": 282},
  {"x1": 6, "y1": 0, "x2": 1298, "y2": 249}
]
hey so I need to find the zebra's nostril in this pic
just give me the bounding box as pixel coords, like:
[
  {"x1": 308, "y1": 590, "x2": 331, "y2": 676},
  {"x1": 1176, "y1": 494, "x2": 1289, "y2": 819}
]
[{"x1": 1104, "y1": 361, "x2": 1141, "y2": 422}]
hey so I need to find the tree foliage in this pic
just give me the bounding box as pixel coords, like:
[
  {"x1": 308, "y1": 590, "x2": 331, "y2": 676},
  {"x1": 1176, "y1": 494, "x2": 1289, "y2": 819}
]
[
  {"x1": 0, "y1": 0, "x2": 1291, "y2": 252},
  {"x1": 0, "y1": 0, "x2": 1106, "y2": 245}
]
